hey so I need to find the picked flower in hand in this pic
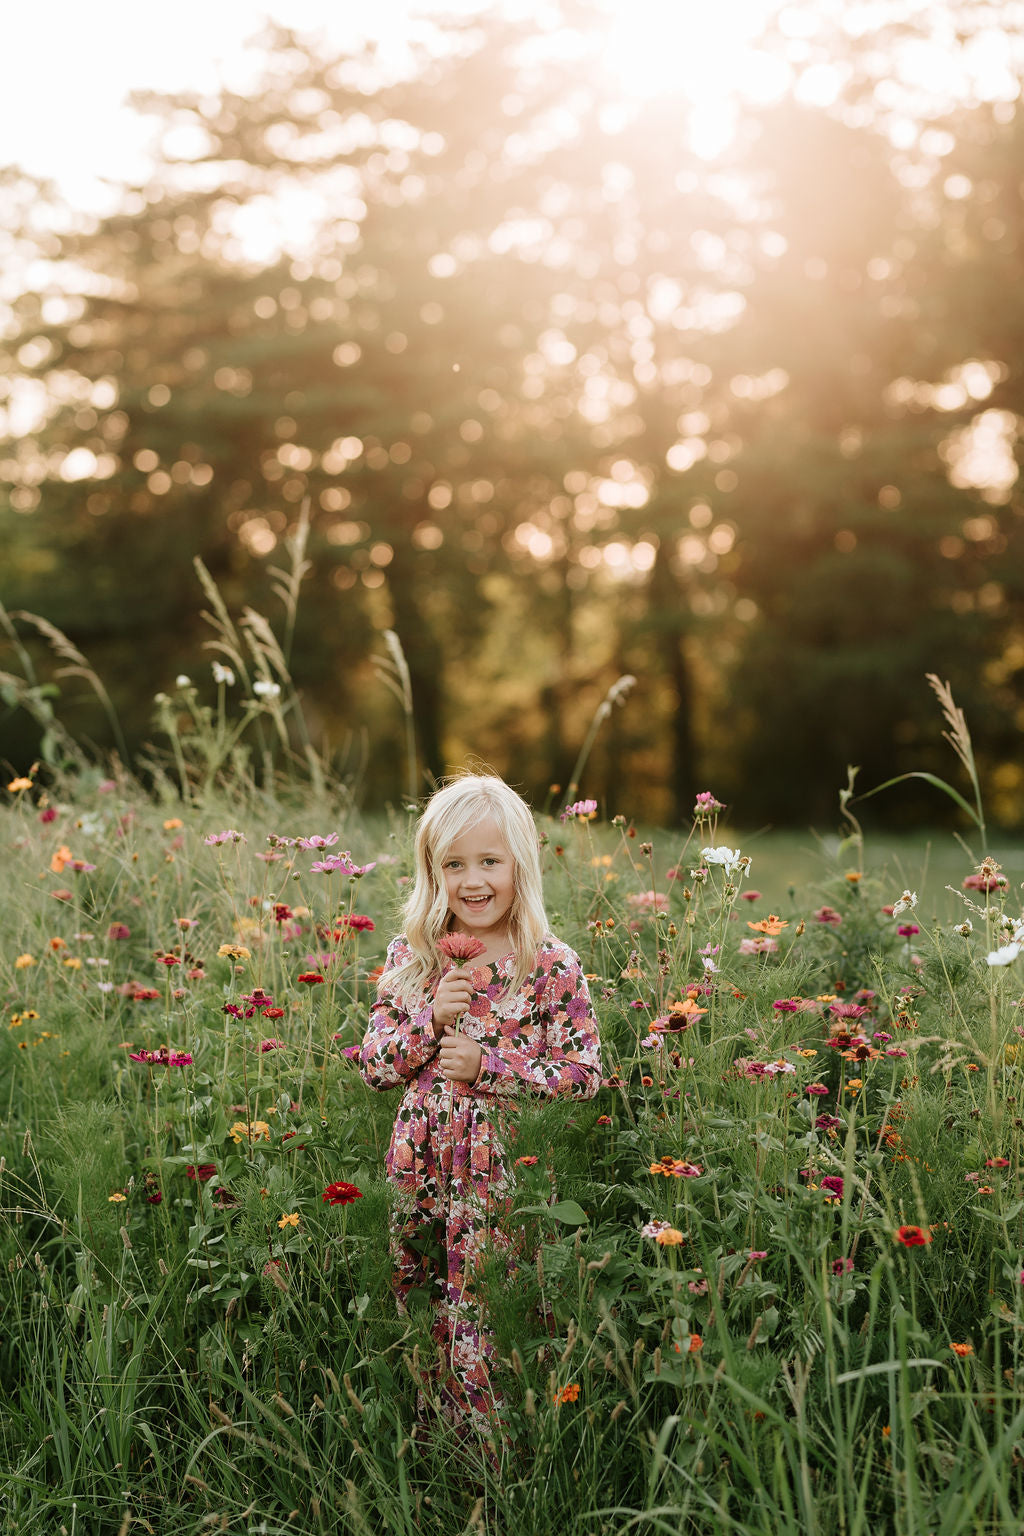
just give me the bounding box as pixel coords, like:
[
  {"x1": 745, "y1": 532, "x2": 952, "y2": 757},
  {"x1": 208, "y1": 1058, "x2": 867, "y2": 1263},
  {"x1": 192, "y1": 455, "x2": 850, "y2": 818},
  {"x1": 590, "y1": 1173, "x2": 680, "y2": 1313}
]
[{"x1": 438, "y1": 932, "x2": 487, "y2": 965}]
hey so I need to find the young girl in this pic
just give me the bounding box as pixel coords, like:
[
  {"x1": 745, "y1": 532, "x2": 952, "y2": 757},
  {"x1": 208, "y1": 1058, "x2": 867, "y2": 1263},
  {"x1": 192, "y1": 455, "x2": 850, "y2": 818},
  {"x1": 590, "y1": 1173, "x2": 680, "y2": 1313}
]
[{"x1": 359, "y1": 773, "x2": 602, "y2": 1434}]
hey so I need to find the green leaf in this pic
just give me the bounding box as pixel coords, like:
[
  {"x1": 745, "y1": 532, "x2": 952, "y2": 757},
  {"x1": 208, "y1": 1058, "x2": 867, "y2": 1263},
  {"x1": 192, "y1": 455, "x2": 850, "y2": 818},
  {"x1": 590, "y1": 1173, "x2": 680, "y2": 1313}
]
[
  {"x1": 518, "y1": 1200, "x2": 589, "y2": 1226},
  {"x1": 851, "y1": 771, "x2": 980, "y2": 828},
  {"x1": 835, "y1": 1358, "x2": 944, "y2": 1384}
]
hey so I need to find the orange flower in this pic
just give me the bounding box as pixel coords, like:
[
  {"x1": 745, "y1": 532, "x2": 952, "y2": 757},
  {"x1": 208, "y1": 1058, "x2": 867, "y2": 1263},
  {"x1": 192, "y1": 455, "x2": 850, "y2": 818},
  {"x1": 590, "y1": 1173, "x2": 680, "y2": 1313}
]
[
  {"x1": 949, "y1": 1342, "x2": 973, "y2": 1357},
  {"x1": 554, "y1": 1382, "x2": 580, "y2": 1404},
  {"x1": 49, "y1": 845, "x2": 73, "y2": 874},
  {"x1": 163, "y1": 817, "x2": 184, "y2": 831},
  {"x1": 895, "y1": 1225, "x2": 932, "y2": 1247},
  {"x1": 845, "y1": 871, "x2": 862, "y2": 884},
  {"x1": 7, "y1": 776, "x2": 34, "y2": 793},
  {"x1": 687, "y1": 1333, "x2": 703, "y2": 1352},
  {"x1": 747, "y1": 914, "x2": 789, "y2": 936},
  {"x1": 654, "y1": 1227, "x2": 684, "y2": 1247}
]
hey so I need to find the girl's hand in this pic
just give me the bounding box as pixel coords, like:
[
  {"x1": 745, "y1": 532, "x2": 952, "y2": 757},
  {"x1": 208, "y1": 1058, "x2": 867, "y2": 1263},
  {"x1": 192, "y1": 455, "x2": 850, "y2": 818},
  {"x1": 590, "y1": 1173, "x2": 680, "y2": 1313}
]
[
  {"x1": 438, "y1": 1026, "x2": 483, "y2": 1085},
  {"x1": 431, "y1": 967, "x2": 475, "y2": 1034}
]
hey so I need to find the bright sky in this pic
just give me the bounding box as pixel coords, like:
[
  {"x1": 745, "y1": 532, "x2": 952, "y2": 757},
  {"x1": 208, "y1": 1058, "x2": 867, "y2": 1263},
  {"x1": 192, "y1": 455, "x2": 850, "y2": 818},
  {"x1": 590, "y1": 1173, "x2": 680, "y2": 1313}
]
[
  {"x1": 0, "y1": 0, "x2": 490, "y2": 207},
  {"x1": 4, "y1": 1, "x2": 1023, "y2": 210}
]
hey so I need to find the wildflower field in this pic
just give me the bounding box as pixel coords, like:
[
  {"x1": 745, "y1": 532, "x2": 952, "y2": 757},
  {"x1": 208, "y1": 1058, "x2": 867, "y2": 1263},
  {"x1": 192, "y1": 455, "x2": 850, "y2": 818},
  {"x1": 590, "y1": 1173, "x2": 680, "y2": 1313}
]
[{"x1": 4, "y1": 770, "x2": 1024, "y2": 1536}]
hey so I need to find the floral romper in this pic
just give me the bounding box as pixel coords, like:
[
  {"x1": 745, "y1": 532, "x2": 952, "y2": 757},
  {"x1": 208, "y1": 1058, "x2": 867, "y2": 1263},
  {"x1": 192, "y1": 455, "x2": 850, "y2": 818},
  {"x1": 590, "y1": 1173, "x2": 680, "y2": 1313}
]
[{"x1": 359, "y1": 933, "x2": 602, "y2": 1429}]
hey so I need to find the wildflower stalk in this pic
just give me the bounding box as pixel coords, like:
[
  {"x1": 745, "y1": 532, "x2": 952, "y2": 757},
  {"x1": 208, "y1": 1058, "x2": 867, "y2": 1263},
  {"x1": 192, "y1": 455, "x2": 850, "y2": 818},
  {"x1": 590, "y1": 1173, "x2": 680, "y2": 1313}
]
[
  {"x1": 373, "y1": 630, "x2": 417, "y2": 802},
  {"x1": 566, "y1": 674, "x2": 636, "y2": 801}
]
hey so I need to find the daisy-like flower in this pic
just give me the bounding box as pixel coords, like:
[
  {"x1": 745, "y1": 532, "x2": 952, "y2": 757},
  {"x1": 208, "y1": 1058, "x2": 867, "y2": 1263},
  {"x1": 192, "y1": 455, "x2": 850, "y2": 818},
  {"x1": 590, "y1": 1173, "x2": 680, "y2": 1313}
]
[
  {"x1": 654, "y1": 1227, "x2": 685, "y2": 1247},
  {"x1": 218, "y1": 943, "x2": 251, "y2": 960},
  {"x1": 891, "y1": 890, "x2": 918, "y2": 918},
  {"x1": 747, "y1": 914, "x2": 789, "y2": 936},
  {"x1": 229, "y1": 1120, "x2": 271, "y2": 1144},
  {"x1": 278, "y1": 1212, "x2": 300, "y2": 1229},
  {"x1": 702, "y1": 846, "x2": 748, "y2": 877},
  {"x1": 259, "y1": 1038, "x2": 285, "y2": 1053},
  {"x1": 14, "y1": 954, "x2": 35, "y2": 969},
  {"x1": 323, "y1": 1181, "x2": 363, "y2": 1206},
  {"x1": 204, "y1": 830, "x2": 246, "y2": 846},
  {"x1": 895, "y1": 1225, "x2": 932, "y2": 1247},
  {"x1": 108, "y1": 1192, "x2": 127, "y2": 1203},
  {"x1": 297, "y1": 971, "x2": 325, "y2": 985},
  {"x1": 295, "y1": 833, "x2": 339, "y2": 850}
]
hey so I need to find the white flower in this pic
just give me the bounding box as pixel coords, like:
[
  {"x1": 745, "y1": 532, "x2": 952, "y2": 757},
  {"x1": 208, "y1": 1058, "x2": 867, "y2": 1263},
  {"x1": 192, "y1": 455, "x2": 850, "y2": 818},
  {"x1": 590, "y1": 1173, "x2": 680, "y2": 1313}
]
[
  {"x1": 253, "y1": 679, "x2": 281, "y2": 699},
  {"x1": 212, "y1": 662, "x2": 235, "y2": 686},
  {"x1": 701, "y1": 846, "x2": 746, "y2": 877},
  {"x1": 987, "y1": 941, "x2": 1023, "y2": 967},
  {"x1": 954, "y1": 920, "x2": 973, "y2": 936},
  {"x1": 891, "y1": 890, "x2": 917, "y2": 918},
  {"x1": 175, "y1": 674, "x2": 191, "y2": 688}
]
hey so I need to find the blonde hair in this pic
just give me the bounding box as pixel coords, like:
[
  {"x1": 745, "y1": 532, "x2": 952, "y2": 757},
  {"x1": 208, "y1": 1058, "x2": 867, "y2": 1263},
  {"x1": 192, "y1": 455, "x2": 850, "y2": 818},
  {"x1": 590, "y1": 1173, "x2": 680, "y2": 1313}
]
[{"x1": 386, "y1": 773, "x2": 548, "y2": 1009}]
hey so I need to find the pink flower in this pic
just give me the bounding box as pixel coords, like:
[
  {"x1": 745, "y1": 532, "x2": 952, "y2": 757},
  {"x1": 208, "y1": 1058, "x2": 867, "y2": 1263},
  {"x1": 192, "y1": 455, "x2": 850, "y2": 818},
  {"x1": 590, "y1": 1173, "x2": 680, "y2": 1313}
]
[
  {"x1": 741, "y1": 890, "x2": 762, "y2": 902},
  {"x1": 260, "y1": 1038, "x2": 285, "y2": 1053},
  {"x1": 963, "y1": 872, "x2": 1008, "y2": 892},
  {"x1": 693, "y1": 791, "x2": 724, "y2": 815},
  {"x1": 688, "y1": 1276, "x2": 709, "y2": 1295},
  {"x1": 738, "y1": 936, "x2": 778, "y2": 955},
  {"x1": 438, "y1": 932, "x2": 487, "y2": 964},
  {"x1": 814, "y1": 907, "x2": 843, "y2": 927},
  {"x1": 807, "y1": 1083, "x2": 830, "y2": 1096},
  {"x1": 107, "y1": 923, "x2": 131, "y2": 940},
  {"x1": 561, "y1": 799, "x2": 598, "y2": 822},
  {"x1": 204, "y1": 830, "x2": 246, "y2": 845},
  {"x1": 338, "y1": 913, "x2": 375, "y2": 933},
  {"x1": 39, "y1": 806, "x2": 58, "y2": 823},
  {"x1": 748, "y1": 1250, "x2": 767, "y2": 1260},
  {"x1": 295, "y1": 834, "x2": 339, "y2": 850},
  {"x1": 897, "y1": 924, "x2": 920, "y2": 937},
  {"x1": 821, "y1": 1175, "x2": 844, "y2": 1197},
  {"x1": 815, "y1": 1114, "x2": 841, "y2": 1130},
  {"x1": 832, "y1": 1257, "x2": 854, "y2": 1276}
]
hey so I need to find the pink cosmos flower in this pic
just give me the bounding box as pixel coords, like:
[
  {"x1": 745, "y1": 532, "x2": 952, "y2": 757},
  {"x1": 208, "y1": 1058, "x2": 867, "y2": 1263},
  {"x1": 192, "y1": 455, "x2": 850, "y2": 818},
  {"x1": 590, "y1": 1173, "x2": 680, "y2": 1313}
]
[
  {"x1": 204, "y1": 830, "x2": 246, "y2": 845},
  {"x1": 295, "y1": 834, "x2": 339, "y2": 850},
  {"x1": 738, "y1": 937, "x2": 778, "y2": 955},
  {"x1": 693, "y1": 791, "x2": 724, "y2": 815},
  {"x1": 814, "y1": 907, "x2": 842, "y2": 927},
  {"x1": 561, "y1": 799, "x2": 598, "y2": 822}
]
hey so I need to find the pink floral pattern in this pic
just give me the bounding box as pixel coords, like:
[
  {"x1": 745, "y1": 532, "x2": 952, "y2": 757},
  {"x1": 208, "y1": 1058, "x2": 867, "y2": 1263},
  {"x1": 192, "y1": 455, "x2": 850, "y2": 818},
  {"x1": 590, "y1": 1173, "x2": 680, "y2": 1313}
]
[{"x1": 359, "y1": 934, "x2": 602, "y2": 1427}]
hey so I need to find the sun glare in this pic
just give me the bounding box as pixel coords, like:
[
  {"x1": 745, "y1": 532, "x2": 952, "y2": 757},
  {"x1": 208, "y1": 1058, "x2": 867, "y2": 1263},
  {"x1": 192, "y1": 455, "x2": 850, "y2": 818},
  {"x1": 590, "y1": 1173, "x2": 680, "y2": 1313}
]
[{"x1": 592, "y1": 0, "x2": 790, "y2": 155}]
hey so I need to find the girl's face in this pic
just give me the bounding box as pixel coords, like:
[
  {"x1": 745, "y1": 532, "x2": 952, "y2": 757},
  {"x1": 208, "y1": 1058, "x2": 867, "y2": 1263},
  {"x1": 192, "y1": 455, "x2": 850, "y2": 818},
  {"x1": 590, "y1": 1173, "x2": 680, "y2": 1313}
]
[{"x1": 440, "y1": 814, "x2": 515, "y2": 948}]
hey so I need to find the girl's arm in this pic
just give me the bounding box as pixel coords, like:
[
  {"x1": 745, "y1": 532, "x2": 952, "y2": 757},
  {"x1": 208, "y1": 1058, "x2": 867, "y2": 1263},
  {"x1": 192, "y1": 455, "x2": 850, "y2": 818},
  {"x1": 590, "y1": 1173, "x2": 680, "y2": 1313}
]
[
  {"x1": 472, "y1": 949, "x2": 602, "y2": 1101},
  {"x1": 359, "y1": 939, "x2": 440, "y2": 1091}
]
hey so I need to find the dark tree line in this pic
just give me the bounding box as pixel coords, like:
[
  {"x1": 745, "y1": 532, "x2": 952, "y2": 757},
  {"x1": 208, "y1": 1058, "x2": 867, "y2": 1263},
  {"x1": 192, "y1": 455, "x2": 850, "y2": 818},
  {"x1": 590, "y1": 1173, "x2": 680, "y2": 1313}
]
[{"x1": 3, "y1": 7, "x2": 1024, "y2": 824}]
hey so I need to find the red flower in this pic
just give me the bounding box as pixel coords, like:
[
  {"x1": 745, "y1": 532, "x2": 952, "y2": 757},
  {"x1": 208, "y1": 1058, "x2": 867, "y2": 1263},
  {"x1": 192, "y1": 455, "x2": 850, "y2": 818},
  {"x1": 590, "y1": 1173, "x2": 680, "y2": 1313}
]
[
  {"x1": 323, "y1": 1181, "x2": 363, "y2": 1206},
  {"x1": 297, "y1": 971, "x2": 325, "y2": 984},
  {"x1": 339, "y1": 913, "x2": 375, "y2": 933},
  {"x1": 264, "y1": 1007, "x2": 285, "y2": 1019},
  {"x1": 896, "y1": 1225, "x2": 932, "y2": 1247},
  {"x1": 107, "y1": 923, "x2": 131, "y2": 940},
  {"x1": 186, "y1": 1163, "x2": 217, "y2": 1182},
  {"x1": 438, "y1": 931, "x2": 487, "y2": 964}
]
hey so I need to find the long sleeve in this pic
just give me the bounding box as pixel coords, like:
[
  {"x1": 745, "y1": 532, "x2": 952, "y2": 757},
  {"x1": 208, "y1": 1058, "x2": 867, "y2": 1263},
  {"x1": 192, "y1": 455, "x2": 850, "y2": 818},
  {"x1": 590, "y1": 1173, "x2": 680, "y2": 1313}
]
[
  {"x1": 359, "y1": 937, "x2": 440, "y2": 1091},
  {"x1": 472, "y1": 946, "x2": 601, "y2": 1101}
]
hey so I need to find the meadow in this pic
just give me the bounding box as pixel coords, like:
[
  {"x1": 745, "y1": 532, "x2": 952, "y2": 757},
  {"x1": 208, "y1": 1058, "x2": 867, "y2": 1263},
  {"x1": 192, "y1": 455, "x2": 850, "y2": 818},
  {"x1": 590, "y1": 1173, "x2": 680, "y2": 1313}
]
[{"x1": 3, "y1": 757, "x2": 1024, "y2": 1536}]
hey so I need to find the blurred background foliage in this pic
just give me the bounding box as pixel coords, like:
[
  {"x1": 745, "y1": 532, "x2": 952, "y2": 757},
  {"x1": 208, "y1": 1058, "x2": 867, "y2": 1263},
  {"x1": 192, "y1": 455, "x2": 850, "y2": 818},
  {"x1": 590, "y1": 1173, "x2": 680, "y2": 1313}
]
[{"x1": 4, "y1": 2, "x2": 1024, "y2": 824}]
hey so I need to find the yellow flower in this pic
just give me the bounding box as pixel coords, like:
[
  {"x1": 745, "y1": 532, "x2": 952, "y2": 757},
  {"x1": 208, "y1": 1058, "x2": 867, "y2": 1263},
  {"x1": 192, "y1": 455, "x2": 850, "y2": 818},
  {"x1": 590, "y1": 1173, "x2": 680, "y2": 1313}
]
[
  {"x1": 108, "y1": 1192, "x2": 127, "y2": 1203},
  {"x1": 229, "y1": 1120, "x2": 270, "y2": 1144},
  {"x1": 796, "y1": 1048, "x2": 817, "y2": 1058},
  {"x1": 654, "y1": 1227, "x2": 684, "y2": 1247},
  {"x1": 63, "y1": 957, "x2": 82, "y2": 970},
  {"x1": 278, "y1": 1212, "x2": 300, "y2": 1229},
  {"x1": 7, "y1": 777, "x2": 33, "y2": 793},
  {"x1": 9, "y1": 1016, "x2": 22, "y2": 1029},
  {"x1": 14, "y1": 954, "x2": 35, "y2": 969},
  {"x1": 218, "y1": 943, "x2": 251, "y2": 960}
]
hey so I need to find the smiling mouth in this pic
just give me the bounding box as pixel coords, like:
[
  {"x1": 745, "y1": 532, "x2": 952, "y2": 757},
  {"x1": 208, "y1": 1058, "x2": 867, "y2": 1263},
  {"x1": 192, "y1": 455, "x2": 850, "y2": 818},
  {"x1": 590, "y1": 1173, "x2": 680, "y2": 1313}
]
[{"x1": 461, "y1": 895, "x2": 491, "y2": 906}]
